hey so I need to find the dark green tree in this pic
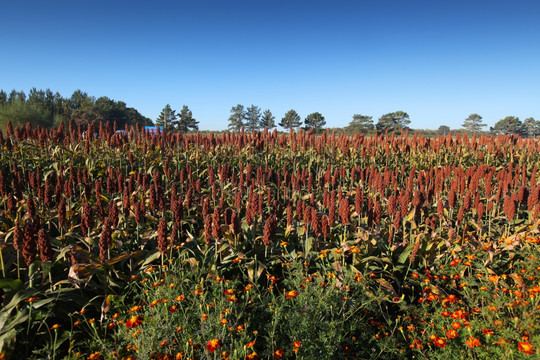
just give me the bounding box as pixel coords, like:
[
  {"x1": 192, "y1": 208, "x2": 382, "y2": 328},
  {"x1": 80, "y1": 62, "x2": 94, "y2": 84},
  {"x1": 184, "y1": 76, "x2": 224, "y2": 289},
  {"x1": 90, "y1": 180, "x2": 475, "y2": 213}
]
[
  {"x1": 346, "y1": 114, "x2": 374, "y2": 134},
  {"x1": 376, "y1": 111, "x2": 410, "y2": 133},
  {"x1": 259, "y1": 109, "x2": 275, "y2": 129},
  {"x1": 523, "y1": 117, "x2": 540, "y2": 138},
  {"x1": 0, "y1": 90, "x2": 7, "y2": 106},
  {"x1": 462, "y1": 113, "x2": 486, "y2": 133},
  {"x1": 245, "y1": 105, "x2": 261, "y2": 132},
  {"x1": 437, "y1": 125, "x2": 451, "y2": 135},
  {"x1": 493, "y1": 116, "x2": 526, "y2": 136},
  {"x1": 177, "y1": 105, "x2": 198, "y2": 132},
  {"x1": 228, "y1": 104, "x2": 245, "y2": 132},
  {"x1": 155, "y1": 104, "x2": 177, "y2": 131},
  {"x1": 303, "y1": 112, "x2": 326, "y2": 134},
  {"x1": 279, "y1": 109, "x2": 302, "y2": 131}
]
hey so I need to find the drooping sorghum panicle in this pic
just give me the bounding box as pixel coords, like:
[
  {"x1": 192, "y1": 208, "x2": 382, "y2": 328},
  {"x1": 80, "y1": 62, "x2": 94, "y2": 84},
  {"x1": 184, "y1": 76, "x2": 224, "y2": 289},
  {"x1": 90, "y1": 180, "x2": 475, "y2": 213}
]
[
  {"x1": 329, "y1": 190, "x2": 336, "y2": 225},
  {"x1": 476, "y1": 201, "x2": 485, "y2": 223},
  {"x1": 212, "y1": 207, "x2": 222, "y2": 239},
  {"x1": 311, "y1": 207, "x2": 321, "y2": 236},
  {"x1": 409, "y1": 235, "x2": 421, "y2": 264},
  {"x1": 374, "y1": 199, "x2": 381, "y2": 225},
  {"x1": 123, "y1": 187, "x2": 131, "y2": 217},
  {"x1": 262, "y1": 214, "x2": 277, "y2": 247},
  {"x1": 22, "y1": 223, "x2": 37, "y2": 266},
  {"x1": 387, "y1": 195, "x2": 396, "y2": 218},
  {"x1": 286, "y1": 202, "x2": 293, "y2": 227},
  {"x1": 296, "y1": 199, "x2": 304, "y2": 221},
  {"x1": 13, "y1": 224, "x2": 23, "y2": 251},
  {"x1": 224, "y1": 207, "x2": 232, "y2": 226},
  {"x1": 149, "y1": 186, "x2": 157, "y2": 212},
  {"x1": 231, "y1": 210, "x2": 241, "y2": 235},
  {"x1": 503, "y1": 194, "x2": 516, "y2": 222},
  {"x1": 7, "y1": 193, "x2": 16, "y2": 215},
  {"x1": 157, "y1": 217, "x2": 168, "y2": 254},
  {"x1": 99, "y1": 219, "x2": 112, "y2": 262},
  {"x1": 26, "y1": 195, "x2": 36, "y2": 219},
  {"x1": 108, "y1": 200, "x2": 119, "y2": 227},
  {"x1": 338, "y1": 197, "x2": 350, "y2": 225},
  {"x1": 38, "y1": 228, "x2": 53, "y2": 262},
  {"x1": 96, "y1": 196, "x2": 105, "y2": 222},
  {"x1": 58, "y1": 197, "x2": 66, "y2": 229},
  {"x1": 204, "y1": 214, "x2": 212, "y2": 244}
]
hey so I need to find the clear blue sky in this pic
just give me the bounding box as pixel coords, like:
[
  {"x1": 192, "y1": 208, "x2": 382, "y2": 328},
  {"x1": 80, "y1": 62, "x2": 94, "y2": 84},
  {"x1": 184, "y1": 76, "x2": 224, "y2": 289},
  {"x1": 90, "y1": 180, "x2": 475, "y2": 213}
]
[{"x1": 1, "y1": 0, "x2": 539, "y2": 130}]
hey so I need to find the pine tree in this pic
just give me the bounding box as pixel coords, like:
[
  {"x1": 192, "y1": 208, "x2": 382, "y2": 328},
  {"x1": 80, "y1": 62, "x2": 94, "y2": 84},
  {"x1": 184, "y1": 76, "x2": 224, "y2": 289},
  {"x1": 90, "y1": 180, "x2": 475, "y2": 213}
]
[
  {"x1": 279, "y1": 109, "x2": 302, "y2": 130},
  {"x1": 177, "y1": 105, "x2": 198, "y2": 132},
  {"x1": 346, "y1": 114, "x2": 374, "y2": 134},
  {"x1": 462, "y1": 113, "x2": 486, "y2": 133},
  {"x1": 259, "y1": 109, "x2": 275, "y2": 129},
  {"x1": 155, "y1": 104, "x2": 177, "y2": 131},
  {"x1": 303, "y1": 112, "x2": 326, "y2": 134},
  {"x1": 228, "y1": 104, "x2": 245, "y2": 132},
  {"x1": 245, "y1": 105, "x2": 261, "y2": 132}
]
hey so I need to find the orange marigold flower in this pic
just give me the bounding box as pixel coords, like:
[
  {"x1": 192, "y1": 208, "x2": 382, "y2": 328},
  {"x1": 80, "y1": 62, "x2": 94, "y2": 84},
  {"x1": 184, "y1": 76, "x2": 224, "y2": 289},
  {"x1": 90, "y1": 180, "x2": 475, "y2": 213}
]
[
  {"x1": 160, "y1": 340, "x2": 170, "y2": 347},
  {"x1": 518, "y1": 341, "x2": 534, "y2": 355},
  {"x1": 446, "y1": 329, "x2": 458, "y2": 339},
  {"x1": 482, "y1": 328, "x2": 494, "y2": 336},
  {"x1": 433, "y1": 337, "x2": 447, "y2": 348},
  {"x1": 50, "y1": 324, "x2": 62, "y2": 330},
  {"x1": 285, "y1": 290, "x2": 298, "y2": 298},
  {"x1": 26, "y1": 297, "x2": 39, "y2": 303},
  {"x1": 410, "y1": 339, "x2": 422, "y2": 349},
  {"x1": 224, "y1": 289, "x2": 236, "y2": 295},
  {"x1": 126, "y1": 315, "x2": 143, "y2": 329},
  {"x1": 273, "y1": 349, "x2": 284, "y2": 358},
  {"x1": 206, "y1": 338, "x2": 222, "y2": 353},
  {"x1": 292, "y1": 340, "x2": 301, "y2": 353},
  {"x1": 169, "y1": 305, "x2": 179, "y2": 313},
  {"x1": 465, "y1": 336, "x2": 481, "y2": 348},
  {"x1": 175, "y1": 295, "x2": 185, "y2": 301},
  {"x1": 129, "y1": 305, "x2": 142, "y2": 313},
  {"x1": 246, "y1": 340, "x2": 256, "y2": 348}
]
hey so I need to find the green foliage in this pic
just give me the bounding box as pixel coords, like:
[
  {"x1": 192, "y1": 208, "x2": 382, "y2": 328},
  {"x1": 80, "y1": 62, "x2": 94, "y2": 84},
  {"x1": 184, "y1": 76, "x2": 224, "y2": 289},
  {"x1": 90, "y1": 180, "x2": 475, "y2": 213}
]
[
  {"x1": 279, "y1": 109, "x2": 302, "y2": 130},
  {"x1": 228, "y1": 104, "x2": 245, "y2": 132},
  {"x1": 346, "y1": 114, "x2": 375, "y2": 134},
  {"x1": 303, "y1": 112, "x2": 326, "y2": 134},
  {"x1": 176, "y1": 105, "x2": 199, "y2": 132},
  {"x1": 259, "y1": 109, "x2": 276, "y2": 130},
  {"x1": 376, "y1": 111, "x2": 410, "y2": 133},
  {"x1": 155, "y1": 104, "x2": 177, "y2": 131},
  {"x1": 462, "y1": 113, "x2": 486, "y2": 133},
  {"x1": 245, "y1": 105, "x2": 261, "y2": 132},
  {"x1": 523, "y1": 117, "x2": 540, "y2": 138},
  {"x1": 493, "y1": 116, "x2": 526, "y2": 136},
  {"x1": 437, "y1": 125, "x2": 451, "y2": 135}
]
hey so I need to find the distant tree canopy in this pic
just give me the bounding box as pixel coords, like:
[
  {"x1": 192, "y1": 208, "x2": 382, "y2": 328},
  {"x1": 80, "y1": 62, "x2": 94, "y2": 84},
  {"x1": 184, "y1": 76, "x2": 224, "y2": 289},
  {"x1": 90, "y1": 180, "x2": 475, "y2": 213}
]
[
  {"x1": 462, "y1": 113, "x2": 486, "y2": 133},
  {"x1": 279, "y1": 109, "x2": 302, "y2": 131},
  {"x1": 492, "y1": 116, "x2": 526, "y2": 136},
  {"x1": 0, "y1": 88, "x2": 152, "y2": 132},
  {"x1": 346, "y1": 114, "x2": 375, "y2": 134},
  {"x1": 376, "y1": 111, "x2": 410, "y2": 133},
  {"x1": 303, "y1": 112, "x2": 326, "y2": 134}
]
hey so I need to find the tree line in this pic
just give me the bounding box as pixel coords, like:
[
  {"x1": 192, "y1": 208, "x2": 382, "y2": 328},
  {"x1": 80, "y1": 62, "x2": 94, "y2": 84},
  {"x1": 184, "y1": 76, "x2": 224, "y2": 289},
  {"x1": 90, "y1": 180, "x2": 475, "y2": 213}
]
[
  {"x1": 0, "y1": 88, "x2": 152, "y2": 132},
  {"x1": 1, "y1": 88, "x2": 538, "y2": 137}
]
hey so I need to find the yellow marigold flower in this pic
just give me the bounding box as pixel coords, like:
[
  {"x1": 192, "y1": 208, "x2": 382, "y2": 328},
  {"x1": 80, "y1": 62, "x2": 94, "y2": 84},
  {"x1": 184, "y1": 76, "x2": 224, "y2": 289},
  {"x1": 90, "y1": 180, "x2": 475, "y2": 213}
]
[
  {"x1": 285, "y1": 290, "x2": 298, "y2": 298},
  {"x1": 518, "y1": 341, "x2": 534, "y2": 355}
]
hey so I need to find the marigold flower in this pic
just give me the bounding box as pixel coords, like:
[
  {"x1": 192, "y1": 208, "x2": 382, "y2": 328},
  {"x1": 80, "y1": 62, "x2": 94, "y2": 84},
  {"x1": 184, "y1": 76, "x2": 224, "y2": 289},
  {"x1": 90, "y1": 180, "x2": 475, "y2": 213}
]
[
  {"x1": 246, "y1": 340, "x2": 256, "y2": 348},
  {"x1": 206, "y1": 338, "x2": 222, "y2": 353},
  {"x1": 26, "y1": 297, "x2": 39, "y2": 303},
  {"x1": 410, "y1": 339, "x2": 422, "y2": 349},
  {"x1": 273, "y1": 349, "x2": 284, "y2": 358},
  {"x1": 50, "y1": 324, "x2": 62, "y2": 330},
  {"x1": 446, "y1": 329, "x2": 458, "y2": 339},
  {"x1": 292, "y1": 340, "x2": 301, "y2": 353},
  {"x1": 126, "y1": 315, "x2": 143, "y2": 329},
  {"x1": 518, "y1": 341, "x2": 534, "y2": 355},
  {"x1": 285, "y1": 290, "x2": 298, "y2": 298},
  {"x1": 465, "y1": 336, "x2": 481, "y2": 348},
  {"x1": 433, "y1": 337, "x2": 447, "y2": 348}
]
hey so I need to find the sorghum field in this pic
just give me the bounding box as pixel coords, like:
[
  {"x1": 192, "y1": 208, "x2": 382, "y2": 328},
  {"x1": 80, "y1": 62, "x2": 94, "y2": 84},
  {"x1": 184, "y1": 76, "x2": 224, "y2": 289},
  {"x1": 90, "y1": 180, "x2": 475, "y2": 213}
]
[{"x1": 0, "y1": 121, "x2": 539, "y2": 359}]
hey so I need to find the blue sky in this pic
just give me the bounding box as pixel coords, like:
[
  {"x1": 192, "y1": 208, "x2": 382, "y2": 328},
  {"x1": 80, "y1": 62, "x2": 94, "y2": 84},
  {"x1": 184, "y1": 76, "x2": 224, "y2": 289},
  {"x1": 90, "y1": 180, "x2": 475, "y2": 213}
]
[{"x1": 1, "y1": 0, "x2": 539, "y2": 130}]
